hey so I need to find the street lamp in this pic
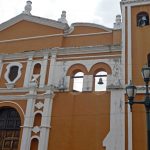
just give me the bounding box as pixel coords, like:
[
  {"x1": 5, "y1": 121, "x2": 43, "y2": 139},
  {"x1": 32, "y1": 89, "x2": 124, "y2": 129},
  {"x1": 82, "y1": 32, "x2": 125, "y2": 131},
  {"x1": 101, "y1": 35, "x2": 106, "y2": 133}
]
[{"x1": 126, "y1": 65, "x2": 150, "y2": 150}]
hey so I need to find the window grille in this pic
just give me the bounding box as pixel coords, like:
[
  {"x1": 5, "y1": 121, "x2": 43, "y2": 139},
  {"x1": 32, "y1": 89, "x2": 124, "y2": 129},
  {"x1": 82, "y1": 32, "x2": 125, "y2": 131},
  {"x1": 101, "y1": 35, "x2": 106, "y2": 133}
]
[{"x1": 0, "y1": 108, "x2": 21, "y2": 150}]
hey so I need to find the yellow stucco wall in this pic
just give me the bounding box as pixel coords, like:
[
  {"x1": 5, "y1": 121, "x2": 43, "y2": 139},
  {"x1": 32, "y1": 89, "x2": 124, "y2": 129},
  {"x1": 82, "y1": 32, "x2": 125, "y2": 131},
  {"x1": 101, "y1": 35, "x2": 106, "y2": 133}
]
[
  {"x1": 48, "y1": 92, "x2": 110, "y2": 150},
  {"x1": 125, "y1": 4, "x2": 150, "y2": 150},
  {"x1": 0, "y1": 20, "x2": 121, "y2": 53}
]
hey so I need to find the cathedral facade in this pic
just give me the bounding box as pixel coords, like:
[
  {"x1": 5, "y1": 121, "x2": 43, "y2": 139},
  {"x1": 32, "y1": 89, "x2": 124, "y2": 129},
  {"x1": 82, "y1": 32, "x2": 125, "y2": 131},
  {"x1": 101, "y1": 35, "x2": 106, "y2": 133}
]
[{"x1": 0, "y1": 0, "x2": 150, "y2": 150}]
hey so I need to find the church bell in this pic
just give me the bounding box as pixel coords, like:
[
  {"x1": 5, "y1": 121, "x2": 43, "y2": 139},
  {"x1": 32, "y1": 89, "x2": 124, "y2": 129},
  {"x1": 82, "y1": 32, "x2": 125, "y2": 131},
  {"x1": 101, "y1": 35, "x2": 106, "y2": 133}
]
[{"x1": 98, "y1": 78, "x2": 104, "y2": 85}]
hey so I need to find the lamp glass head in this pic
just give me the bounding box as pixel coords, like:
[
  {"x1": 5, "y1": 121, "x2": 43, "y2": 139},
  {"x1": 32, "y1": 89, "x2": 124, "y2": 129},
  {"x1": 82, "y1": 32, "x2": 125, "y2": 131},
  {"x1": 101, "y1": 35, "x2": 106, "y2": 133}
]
[
  {"x1": 141, "y1": 65, "x2": 150, "y2": 83},
  {"x1": 126, "y1": 81, "x2": 137, "y2": 100}
]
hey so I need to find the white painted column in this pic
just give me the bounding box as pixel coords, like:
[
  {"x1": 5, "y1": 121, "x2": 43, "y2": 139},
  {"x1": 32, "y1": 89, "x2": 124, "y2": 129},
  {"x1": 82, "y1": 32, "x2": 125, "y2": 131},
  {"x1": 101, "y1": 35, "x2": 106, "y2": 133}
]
[
  {"x1": 103, "y1": 89, "x2": 125, "y2": 150},
  {"x1": 127, "y1": 5, "x2": 133, "y2": 150},
  {"x1": 20, "y1": 89, "x2": 36, "y2": 150},
  {"x1": 121, "y1": 4, "x2": 126, "y2": 86},
  {"x1": 127, "y1": 5, "x2": 132, "y2": 81},
  {"x1": 24, "y1": 57, "x2": 33, "y2": 87},
  {"x1": 82, "y1": 75, "x2": 88, "y2": 91},
  {"x1": 39, "y1": 54, "x2": 48, "y2": 88},
  {"x1": 83, "y1": 75, "x2": 93, "y2": 91},
  {"x1": 88, "y1": 75, "x2": 93, "y2": 91},
  {"x1": 128, "y1": 104, "x2": 133, "y2": 150},
  {"x1": 38, "y1": 91, "x2": 55, "y2": 150},
  {"x1": 65, "y1": 76, "x2": 70, "y2": 91}
]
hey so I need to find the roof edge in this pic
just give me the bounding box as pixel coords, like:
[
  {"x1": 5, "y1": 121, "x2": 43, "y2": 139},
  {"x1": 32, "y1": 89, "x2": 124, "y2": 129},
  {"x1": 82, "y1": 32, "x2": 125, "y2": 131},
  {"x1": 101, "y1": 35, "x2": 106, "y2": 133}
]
[{"x1": 0, "y1": 13, "x2": 69, "y2": 32}]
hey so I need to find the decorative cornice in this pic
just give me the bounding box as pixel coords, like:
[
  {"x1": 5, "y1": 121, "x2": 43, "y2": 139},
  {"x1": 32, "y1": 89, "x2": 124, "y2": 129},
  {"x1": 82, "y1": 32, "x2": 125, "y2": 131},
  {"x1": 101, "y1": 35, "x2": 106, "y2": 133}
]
[
  {"x1": 0, "y1": 45, "x2": 121, "y2": 60},
  {"x1": 0, "y1": 93, "x2": 52, "y2": 100},
  {"x1": 0, "y1": 85, "x2": 57, "y2": 93},
  {"x1": 56, "y1": 54, "x2": 121, "y2": 61},
  {"x1": 55, "y1": 45, "x2": 121, "y2": 55}
]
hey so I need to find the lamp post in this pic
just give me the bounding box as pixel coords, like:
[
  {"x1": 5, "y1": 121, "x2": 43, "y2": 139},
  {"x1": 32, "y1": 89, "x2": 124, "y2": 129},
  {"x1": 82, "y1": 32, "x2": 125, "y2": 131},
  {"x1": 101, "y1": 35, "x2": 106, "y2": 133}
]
[{"x1": 126, "y1": 65, "x2": 150, "y2": 150}]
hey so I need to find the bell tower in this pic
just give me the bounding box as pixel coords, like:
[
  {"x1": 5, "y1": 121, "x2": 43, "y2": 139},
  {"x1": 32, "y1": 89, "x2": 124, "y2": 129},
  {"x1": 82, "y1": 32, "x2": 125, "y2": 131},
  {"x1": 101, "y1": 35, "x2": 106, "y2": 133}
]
[
  {"x1": 121, "y1": 0, "x2": 150, "y2": 85},
  {"x1": 121, "y1": 1, "x2": 150, "y2": 150}
]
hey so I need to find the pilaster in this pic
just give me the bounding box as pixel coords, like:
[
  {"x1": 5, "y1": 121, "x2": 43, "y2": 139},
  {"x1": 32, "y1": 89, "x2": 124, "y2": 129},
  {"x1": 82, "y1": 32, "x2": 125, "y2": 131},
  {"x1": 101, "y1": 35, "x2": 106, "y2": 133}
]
[
  {"x1": 38, "y1": 91, "x2": 55, "y2": 150},
  {"x1": 37, "y1": 50, "x2": 57, "y2": 150},
  {"x1": 24, "y1": 57, "x2": 33, "y2": 87},
  {"x1": 103, "y1": 89, "x2": 125, "y2": 150},
  {"x1": 39, "y1": 54, "x2": 49, "y2": 88},
  {"x1": 20, "y1": 89, "x2": 37, "y2": 150},
  {"x1": 48, "y1": 51, "x2": 57, "y2": 85},
  {"x1": 83, "y1": 75, "x2": 93, "y2": 91}
]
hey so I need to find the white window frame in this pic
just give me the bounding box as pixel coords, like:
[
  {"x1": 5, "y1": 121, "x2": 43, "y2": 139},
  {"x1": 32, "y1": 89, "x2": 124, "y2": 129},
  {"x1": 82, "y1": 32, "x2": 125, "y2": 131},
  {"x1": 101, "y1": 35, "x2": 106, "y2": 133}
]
[{"x1": 4, "y1": 62, "x2": 23, "y2": 83}]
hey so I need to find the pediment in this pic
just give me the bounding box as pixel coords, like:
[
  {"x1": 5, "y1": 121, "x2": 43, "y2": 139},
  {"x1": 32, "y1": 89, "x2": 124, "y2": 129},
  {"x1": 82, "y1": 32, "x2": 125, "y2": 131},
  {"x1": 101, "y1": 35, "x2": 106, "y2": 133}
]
[
  {"x1": 0, "y1": 13, "x2": 68, "y2": 31},
  {"x1": 0, "y1": 13, "x2": 69, "y2": 40}
]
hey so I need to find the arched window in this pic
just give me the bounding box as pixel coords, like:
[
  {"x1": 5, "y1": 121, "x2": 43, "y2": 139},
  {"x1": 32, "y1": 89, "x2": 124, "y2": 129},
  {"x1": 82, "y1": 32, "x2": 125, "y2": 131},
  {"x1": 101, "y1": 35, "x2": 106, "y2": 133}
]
[
  {"x1": 33, "y1": 112, "x2": 42, "y2": 127},
  {"x1": 0, "y1": 107, "x2": 21, "y2": 150},
  {"x1": 137, "y1": 12, "x2": 149, "y2": 27},
  {"x1": 67, "y1": 64, "x2": 88, "y2": 92},
  {"x1": 94, "y1": 71, "x2": 107, "y2": 91},
  {"x1": 89, "y1": 63, "x2": 110, "y2": 92},
  {"x1": 30, "y1": 138, "x2": 39, "y2": 150},
  {"x1": 72, "y1": 72, "x2": 84, "y2": 92},
  {"x1": 148, "y1": 53, "x2": 150, "y2": 67},
  {"x1": 31, "y1": 63, "x2": 41, "y2": 85},
  {"x1": 33, "y1": 63, "x2": 41, "y2": 75}
]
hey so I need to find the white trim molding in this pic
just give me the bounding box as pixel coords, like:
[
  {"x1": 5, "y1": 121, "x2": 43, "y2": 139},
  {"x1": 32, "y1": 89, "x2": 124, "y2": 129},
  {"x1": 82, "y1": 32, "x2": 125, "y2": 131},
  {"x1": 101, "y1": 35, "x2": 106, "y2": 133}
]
[
  {"x1": 4, "y1": 62, "x2": 23, "y2": 84},
  {"x1": 0, "y1": 101, "x2": 25, "y2": 116}
]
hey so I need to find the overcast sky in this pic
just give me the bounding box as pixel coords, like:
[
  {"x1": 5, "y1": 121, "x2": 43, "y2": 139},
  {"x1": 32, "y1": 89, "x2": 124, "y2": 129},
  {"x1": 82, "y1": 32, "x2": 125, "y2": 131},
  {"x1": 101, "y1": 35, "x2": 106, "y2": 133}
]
[{"x1": 0, "y1": 0, "x2": 121, "y2": 28}]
